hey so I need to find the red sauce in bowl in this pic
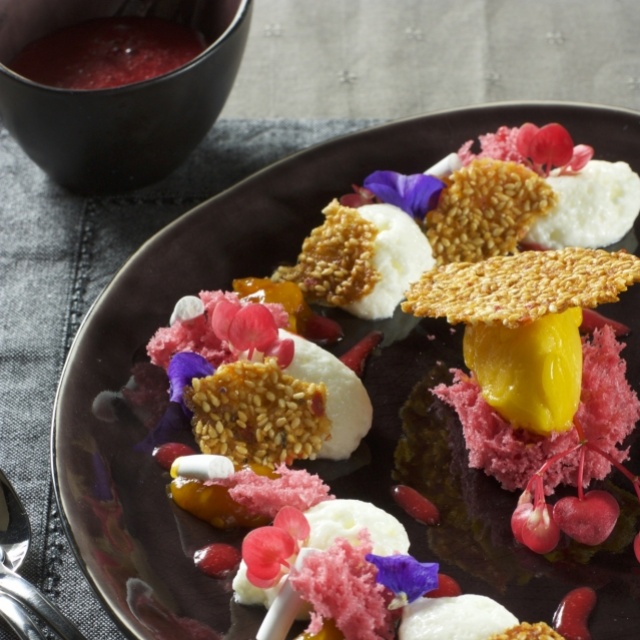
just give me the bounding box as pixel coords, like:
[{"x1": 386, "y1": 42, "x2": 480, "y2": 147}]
[{"x1": 8, "y1": 16, "x2": 206, "y2": 90}]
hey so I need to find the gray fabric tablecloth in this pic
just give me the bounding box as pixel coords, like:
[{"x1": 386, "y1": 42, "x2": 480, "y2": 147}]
[
  {"x1": 0, "y1": 118, "x2": 380, "y2": 639},
  {"x1": 222, "y1": 0, "x2": 640, "y2": 119}
]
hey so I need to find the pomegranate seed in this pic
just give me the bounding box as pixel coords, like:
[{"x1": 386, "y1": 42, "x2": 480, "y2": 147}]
[
  {"x1": 426, "y1": 573, "x2": 462, "y2": 598},
  {"x1": 339, "y1": 331, "x2": 383, "y2": 377},
  {"x1": 579, "y1": 308, "x2": 630, "y2": 337},
  {"x1": 194, "y1": 543, "x2": 241, "y2": 578},
  {"x1": 153, "y1": 442, "x2": 197, "y2": 471},
  {"x1": 391, "y1": 484, "x2": 440, "y2": 526},
  {"x1": 303, "y1": 314, "x2": 344, "y2": 345}
]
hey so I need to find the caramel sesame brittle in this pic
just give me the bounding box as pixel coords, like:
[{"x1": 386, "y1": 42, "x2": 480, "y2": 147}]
[
  {"x1": 489, "y1": 622, "x2": 566, "y2": 640},
  {"x1": 185, "y1": 358, "x2": 331, "y2": 468},
  {"x1": 402, "y1": 247, "x2": 640, "y2": 328},
  {"x1": 272, "y1": 199, "x2": 380, "y2": 306},
  {"x1": 426, "y1": 159, "x2": 557, "y2": 265}
]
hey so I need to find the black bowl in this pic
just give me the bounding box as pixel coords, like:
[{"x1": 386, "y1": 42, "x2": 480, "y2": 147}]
[{"x1": 0, "y1": 0, "x2": 253, "y2": 194}]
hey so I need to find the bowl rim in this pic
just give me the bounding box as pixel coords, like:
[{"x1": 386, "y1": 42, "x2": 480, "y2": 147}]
[{"x1": 0, "y1": 0, "x2": 253, "y2": 94}]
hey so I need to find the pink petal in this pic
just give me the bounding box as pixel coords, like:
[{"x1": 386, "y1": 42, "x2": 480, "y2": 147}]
[
  {"x1": 515, "y1": 122, "x2": 539, "y2": 157},
  {"x1": 527, "y1": 123, "x2": 574, "y2": 169},
  {"x1": 265, "y1": 338, "x2": 295, "y2": 368},
  {"x1": 228, "y1": 304, "x2": 279, "y2": 352},
  {"x1": 566, "y1": 144, "x2": 594, "y2": 172},
  {"x1": 242, "y1": 526, "x2": 296, "y2": 583},
  {"x1": 210, "y1": 298, "x2": 241, "y2": 342},
  {"x1": 245, "y1": 568, "x2": 282, "y2": 589},
  {"x1": 274, "y1": 506, "x2": 310, "y2": 544}
]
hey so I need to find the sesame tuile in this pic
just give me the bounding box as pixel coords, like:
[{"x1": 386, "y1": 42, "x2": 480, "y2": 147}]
[
  {"x1": 272, "y1": 199, "x2": 381, "y2": 306},
  {"x1": 402, "y1": 247, "x2": 640, "y2": 328},
  {"x1": 488, "y1": 621, "x2": 566, "y2": 640},
  {"x1": 185, "y1": 358, "x2": 331, "y2": 469},
  {"x1": 426, "y1": 158, "x2": 557, "y2": 265}
]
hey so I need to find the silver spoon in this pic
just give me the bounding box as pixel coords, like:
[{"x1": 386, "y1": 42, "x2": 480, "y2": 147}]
[
  {"x1": 0, "y1": 469, "x2": 87, "y2": 639},
  {"x1": 0, "y1": 593, "x2": 45, "y2": 640}
]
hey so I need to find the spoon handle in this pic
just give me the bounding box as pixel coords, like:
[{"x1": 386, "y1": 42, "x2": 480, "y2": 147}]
[
  {"x1": 0, "y1": 569, "x2": 86, "y2": 640},
  {"x1": 0, "y1": 593, "x2": 45, "y2": 640}
]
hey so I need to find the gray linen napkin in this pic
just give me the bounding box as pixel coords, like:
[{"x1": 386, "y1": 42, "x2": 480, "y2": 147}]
[{"x1": 0, "y1": 118, "x2": 380, "y2": 639}]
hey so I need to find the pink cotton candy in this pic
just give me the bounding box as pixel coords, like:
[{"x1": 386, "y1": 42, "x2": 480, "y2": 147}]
[
  {"x1": 434, "y1": 326, "x2": 640, "y2": 495},
  {"x1": 222, "y1": 465, "x2": 333, "y2": 519},
  {"x1": 289, "y1": 531, "x2": 395, "y2": 640},
  {"x1": 458, "y1": 126, "x2": 528, "y2": 166},
  {"x1": 146, "y1": 289, "x2": 289, "y2": 370}
]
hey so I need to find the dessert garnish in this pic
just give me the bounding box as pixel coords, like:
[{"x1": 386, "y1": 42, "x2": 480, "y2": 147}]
[
  {"x1": 170, "y1": 455, "x2": 333, "y2": 528},
  {"x1": 402, "y1": 247, "x2": 640, "y2": 560},
  {"x1": 457, "y1": 123, "x2": 593, "y2": 176},
  {"x1": 399, "y1": 594, "x2": 519, "y2": 640},
  {"x1": 360, "y1": 171, "x2": 445, "y2": 221},
  {"x1": 488, "y1": 621, "x2": 566, "y2": 640},
  {"x1": 364, "y1": 553, "x2": 439, "y2": 609},
  {"x1": 239, "y1": 501, "x2": 443, "y2": 640},
  {"x1": 193, "y1": 543, "x2": 241, "y2": 578},
  {"x1": 273, "y1": 200, "x2": 381, "y2": 307},
  {"x1": 513, "y1": 123, "x2": 593, "y2": 177},
  {"x1": 425, "y1": 158, "x2": 557, "y2": 264},
  {"x1": 456, "y1": 123, "x2": 640, "y2": 250},
  {"x1": 552, "y1": 587, "x2": 596, "y2": 640},
  {"x1": 273, "y1": 199, "x2": 435, "y2": 319},
  {"x1": 147, "y1": 291, "x2": 290, "y2": 370},
  {"x1": 145, "y1": 289, "x2": 373, "y2": 465},
  {"x1": 391, "y1": 484, "x2": 441, "y2": 526},
  {"x1": 402, "y1": 247, "x2": 640, "y2": 327},
  {"x1": 186, "y1": 357, "x2": 330, "y2": 467}
]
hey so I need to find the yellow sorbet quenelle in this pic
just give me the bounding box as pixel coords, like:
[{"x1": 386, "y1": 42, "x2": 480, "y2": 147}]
[{"x1": 463, "y1": 307, "x2": 583, "y2": 436}]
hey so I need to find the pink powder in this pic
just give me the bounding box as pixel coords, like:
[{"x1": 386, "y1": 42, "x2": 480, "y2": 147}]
[
  {"x1": 222, "y1": 464, "x2": 333, "y2": 519},
  {"x1": 289, "y1": 530, "x2": 395, "y2": 640},
  {"x1": 146, "y1": 290, "x2": 289, "y2": 370},
  {"x1": 434, "y1": 326, "x2": 640, "y2": 494},
  {"x1": 457, "y1": 126, "x2": 528, "y2": 166}
]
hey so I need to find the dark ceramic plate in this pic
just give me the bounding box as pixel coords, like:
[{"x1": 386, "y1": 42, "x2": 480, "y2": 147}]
[{"x1": 52, "y1": 102, "x2": 640, "y2": 640}]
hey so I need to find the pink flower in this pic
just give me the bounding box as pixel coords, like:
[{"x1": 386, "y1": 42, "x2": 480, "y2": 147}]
[
  {"x1": 242, "y1": 507, "x2": 310, "y2": 589},
  {"x1": 516, "y1": 122, "x2": 594, "y2": 176},
  {"x1": 211, "y1": 298, "x2": 294, "y2": 367}
]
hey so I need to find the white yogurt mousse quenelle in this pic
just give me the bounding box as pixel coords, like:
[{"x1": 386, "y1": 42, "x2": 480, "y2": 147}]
[
  {"x1": 524, "y1": 159, "x2": 640, "y2": 249},
  {"x1": 399, "y1": 594, "x2": 518, "y2": 640}
]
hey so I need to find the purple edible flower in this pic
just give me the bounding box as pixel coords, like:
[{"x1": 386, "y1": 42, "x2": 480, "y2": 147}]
[
  {"x1": 362, "y1": 170, "x2": 445, "y2": 221},
  {"x1": 365, "y1": 553, "x2": 439, "y2": 607},
  {"x1": 167, "y1": 352, "x2": 214, "y2": 404}
]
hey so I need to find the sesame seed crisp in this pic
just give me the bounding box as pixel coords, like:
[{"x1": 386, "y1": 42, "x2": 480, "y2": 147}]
[
  {"x1": 272, "y1": 199, "x2": 381, "y2": 306},
  {"x1": 488, "y1": 621, "x2": 566, "y2": 640},
  {"x1": 184, "y1": 358, "x2": 331, "y2": 468},
  {"x1": 402, "y1": 247, "x2": 640, "y2": 328},
  {"x1": 426, "y1": 159, "x2": 557, "y2": 265}
]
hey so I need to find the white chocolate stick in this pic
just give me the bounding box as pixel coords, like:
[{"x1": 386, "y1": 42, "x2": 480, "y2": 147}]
[
  {"x1": 170, "y1": 454, "x2": 235, "y2": 480},
  {"x1": 256, "y1": 548, "x2": 320, "y2": 640},
  {"x1": 424, "y1": 152, "x2": 462, "y2": 177}
]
